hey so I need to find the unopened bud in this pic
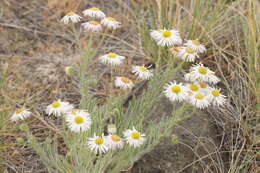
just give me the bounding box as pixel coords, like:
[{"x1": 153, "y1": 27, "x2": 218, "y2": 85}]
[
  {"x1": 108, "y1": 124, "x2": 117, "y2": 134},
  {"x1": 65, "y1": 66, "x2": 74, "y2": 75},
  {"x1": 171, "y1": 135, "x2": 179, "y2": 144}
]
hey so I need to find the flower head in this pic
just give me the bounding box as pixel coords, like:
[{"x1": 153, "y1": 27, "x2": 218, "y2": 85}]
[
  {"x1": 150, "y1": 29, "x2": 182, "y2": 47},
  {"x1": 87, "y1": 134, "x2": 108, "y2": 154},
  {"x1": 101, "y1": 17, "x2": 121, "y2": 30},
  {"x1": 46, "y1": 100, "x2": 73, "y2": 116},
  {"x1": 11, "y1": 108, "x2": 31, "y2": 122},
  {"x1": 170, "y1": 46, "x2": 182, "y2": 58},
  {"x1": 164, "y1": 81, "x2": 188, "y2": 102},
  {"x1": 179, "y1": 47, "x2": 199, "y2": 62},
  {"x1": 99, "y1": 52, "x2": 125, "y2": 66},
  {"x1": 150, "y1": 29, "x2": 164, "y2": 41},
  {"x1": 208, "y1": 88, "x2": 226, "y2": 106},
  {"x1": 190, "y1": 92, "x2": 210, "y2": 109},
  {"x1": 60, "y1": 12, "x2": 81, "y2": 24},
  {"x1": 184, "y1": 39, "x2": 206, "y2": 53},
  {"x1": 65, "y1": 109, "x2": 91, "y2": 132},
  {"x1": 115, "y1": 77, "x2": 134, "y2": 90},
  {"x1": 65, "y1": 66, "x2": 75, "y2": 75},
  {"x1": 132, "y1": 65, "x2": 153, "y2": 80},
  {"x1": 81, "y1": 21, "x2": 102, "y2": 32},
  {"x1": 106, "y1": 134, "x2": 124, "y2": 150},
  {"x1": 123, "y1": 127, "x2": 145, "y2": 148},
  {"x1": 82, "y1": 7, "x2": 106, "y2": 18},
  {"x1": 185, "y1": 63, "x2": 220, "y2": 84},
  {"x1": 107, "y1": 124, "x2": 117, "y2": 134}
]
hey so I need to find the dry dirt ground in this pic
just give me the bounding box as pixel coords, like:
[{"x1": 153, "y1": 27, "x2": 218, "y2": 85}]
[{"x1": 0, "y1": 0, "x2": 258, "y2": 173}]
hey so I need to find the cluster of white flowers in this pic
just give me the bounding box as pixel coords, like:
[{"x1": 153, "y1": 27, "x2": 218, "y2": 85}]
[
  {"x1": 11, "y1": 100, "x2": 146, "y2": 153},
  {"x1": 60, "y1": 7, "x2": 121, "y2": 31},
  {"x1": 163, "y1": 63, "x2": 225, "y2": 109},
  {"x1": 60, "y1": 8, "x2": 153, "y2": 92},
  {"x1": 97, "y1": 51, "x2": 153, "y2": 90},
  {"x1": 150, "y1": 28, "x2": 206, "y2": 62},
  {"x1": 150, "y1": 27, "x2": 226, "y2": 108},
  {"x1": 87, "y1": 127, "x2": 146, "y2": 154},
  {"x1": 164, "y1": 73, "x2": 226, "y2": 109}
]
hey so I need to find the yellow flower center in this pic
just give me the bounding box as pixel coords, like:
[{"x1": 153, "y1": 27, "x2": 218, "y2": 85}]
[
  {"x1": 139, "y1": 66, "x2": 148, "y2": 72},
  {"x1": 199, "y1": 82, "x2": 207, "y2": 88},
  {"x1": 90, "y1": 7, "x2": 99, "y2": 11},
  {"x1": 95, "y1": 137, "x2": 104, "y2": 145},
  {"x1": 211, "y1": 89, "x2": 220, "y2": 97},
  {"x1": 171, "y1": 85, "x2": 181, "y2": 93},
  {"x1": 67, "y1": 12, "x2": 76, "y2": 16},
  {"x1": 107, "y1": 52, "x2": 117, "y2": 58},
  {"x1": 195, "y1": 93, "x2": 204, "y2": 100},
  {"x1": 198, "y1": 67, "x2": 207, "y2": 74},
  {"x1": 71, "y1": 109, "x2": 80, "y2": 114},
  {"x1": 15, "y1": 108, "x2": 24, "y2": 114},
  {"x1": 186, "y1": 47, "x2": 195, "y2": 54},
  {"x1": 192, "y1": 39, "x2": 200, "y2": 46},
  {"x1": 89, "y1": 21, "x2": 99, "y2": 25},
  {"x1": 163, "y1": 30, "x2": 172, "y2": 37},
  {"x1": 121, "y1": 77, "x2": 131, "y2": 84},
  {"x1": 190, "y1": 84, "x2": 199, "y2": 91},
  {"x1": 51, "y1": 101, "x2": 61, "y2": 108},
  {"x1": 74, "y1": 116, "x2": 84, "y2": 124},
  {"x1": 111, "y1": 135, "x2": 121, "y2": 142},
  {"x1": 131, "y1": 131, "x2": 140, "y2": 139},
  {"x1": 106, "y1": 17, "x2": 115, "y2": 21}
]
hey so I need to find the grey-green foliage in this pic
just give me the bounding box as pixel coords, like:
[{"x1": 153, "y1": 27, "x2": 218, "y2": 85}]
[{"x1": 26, "y1": 54, "x2": 194, "y2": 173}]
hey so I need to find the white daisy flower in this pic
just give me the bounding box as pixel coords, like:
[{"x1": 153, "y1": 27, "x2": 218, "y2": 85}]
[
  {"x1": 101, "y1": 17, "x2": 121, "y2": 30},
  {"x1": 115, "y1": 77, "x2": 134, "y2": 90},
  {"x1": 190, "y1": 92, "x2": 210, "y2": 109},
  {"x1": 87, "y1": 134, "x2": 108, "y2": 154},
  {"x1": 123, "y1": 127, "x2": 145, "y2": 148},
  {"x1": 11, "y1": 108, "x2": 31, "y2": 122},
  {"x1": 82, "y1": 7, "x2": 106, "y2": 19},
  {"x1": 45, "y1": 100, "x2": 73, "y2": 116},
  {"x1": 106, "y1": 134, "x2": 124, "y2": 150},
  {"x1": 150, "y1": 29, "x2": 164, "y2": 41},
  {"x1": 208, "y1": 88, "x2": 226, "y2": 106},
  {"x1": 99, "y1": 52, "x2": 125, "y2": 66},
  {"x1": 184, "y1": 39, "x2": 206, "y2": 53},
  {"x1": 132, "y1": 65, "x2": 153, "y2": 80},
  {"x1": 65, "y1": 109, "x2": 91, "y2": 132},
  {"x1": 81, "y1": 21, "x2": 102, "y2": 32},
  {"x1": 185, "y1": 82, "x2": 204, "y2": 101},
  {"x1": 150, "y1": 29, "x2": 182, "y2": 47},
  {"x1": 184, "y1": 64, "x2": 220, "y2": 84},
  {"x1": 170, "y1": 46, "x2": 182, "y2": 58},
  {"x1": 198, "y1": 81, "x2": 211, "y2": 93},
  {"x1": 60, "y1": 12, "x2": 81, "y2": 24},
  {"x1": 164, "y1": 81, "x2": 188, "y2": 102},
  {"x1": 186, "y1": 82, "x2": 200, "y2": 93},
  {"x1": 179, "y1": 47, "x2": 199, "y2": 62}
]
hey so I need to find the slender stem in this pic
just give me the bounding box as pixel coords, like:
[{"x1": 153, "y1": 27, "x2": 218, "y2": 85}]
[{"x1": 110, "y1": 67, "x2": 114, "y2": 98}]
